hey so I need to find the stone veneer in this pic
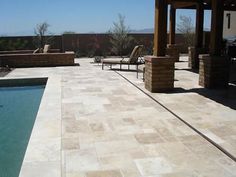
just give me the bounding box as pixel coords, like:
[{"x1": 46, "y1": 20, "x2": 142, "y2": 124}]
[
  {"x1": 145, "y1": 55, "x2": 175, "y2": 92},
  {"x1": 199, "y1": 54, "x2": 230, "y2": 88},
  {"x1": 0, "y1": 53, "x2": 75, "y2": 67},
  {"x1": 188, "y1": 47, "x2": 199, "y2": 69},
  {"x1": 166, "y1": 44, "x2": 180, "y2": 62}
]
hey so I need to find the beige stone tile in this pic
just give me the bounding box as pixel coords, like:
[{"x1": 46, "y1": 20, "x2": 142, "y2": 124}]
[
  {"x1": 99, "y1": 153, "x2": 141, "y2": 176},
  {"x1": 67, "y1": 172, "x2": 85, "y2": 177},
  {"x1": 30, "y1": 118, "x2": 61, "y2": 139},
  {"x1": 62, "y1": 137, "x2": 80, "y2": 150},
  {"x1": 86, "y1": 170, "x2": 123, "y2": 177},
  {"x1": 95, "y1": 139, "x2": 141, "y2": 157},
  {"x1": 215, "y1": 156, "x2": 236, "y2": 175},
  {"x1": 135, "y1": 157, "x2": 173, "y2": 176},
  {"x1": 142, "y1": 144, "x2": 168, "y2": 157},
  {"x1": 90, "y1": 123, "x2": 105, "y2": 132},
  {"x1": 135, "y1": 133, "x2": 164, "y2": 144},
  {"x1": 19, "y1": 161, "x2": 61, "y2": 177},
  {"x1": 65, "y1": 149, "x2": 100, "y2": 173},
  {"x1": 23, "y1": 138, "x2": 61, "y2": 162}
]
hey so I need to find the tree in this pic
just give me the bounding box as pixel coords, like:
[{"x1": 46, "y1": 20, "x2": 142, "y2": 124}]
[
  {"x1": 33, "y1": 22, "x2": 54, "y2": 50},
  {"x1": 177, "y1": 15, "x2": 195, "y2": 48},
  {"x1": 109, "y1": 14, "x2": 133, "y2": 57}
]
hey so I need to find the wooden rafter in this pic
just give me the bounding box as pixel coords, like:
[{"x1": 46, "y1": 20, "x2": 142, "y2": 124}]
[{"x1": 168, "y1": 0, "x2": 236, "y2": 11}]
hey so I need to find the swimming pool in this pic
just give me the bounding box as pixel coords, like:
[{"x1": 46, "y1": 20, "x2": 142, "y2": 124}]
[{"x1": 0, "y1": 79, "x2": 46, "y2": 177}]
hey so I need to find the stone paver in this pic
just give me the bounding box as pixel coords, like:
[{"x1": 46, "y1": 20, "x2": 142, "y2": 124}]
[
  {"x1": 4, "y1": 57, "x2": 236, "y2": 177},
  {"x1": 117, "y1": 56, "x2": 236, "y2": 161}
]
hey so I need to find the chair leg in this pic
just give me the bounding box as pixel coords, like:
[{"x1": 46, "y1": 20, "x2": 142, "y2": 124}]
[
  {"x1": 102, "y1": 63, "x2": 104, "y2": 70},
  {"x1": 136, "y1": 65, "x2": 138, "y2": 78},
  {"x1": 128, "y1": 65, "x2": 130, "y2": 70},
  {"x1": 120, "y1": 64, "x2": 122, "y2": 70},
  {"x1": 143, "y1": 67, "x2": 145, "y2": 81}
]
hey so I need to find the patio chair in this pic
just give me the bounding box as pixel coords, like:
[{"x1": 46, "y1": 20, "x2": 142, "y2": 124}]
[
  {"x1": 101, "y1": 45, "x2": 144, "y2": 78},
  {"x1": 33, "y1": 44, "x2": 50, "y2": 54},
  {"x1": 43, "y1": 44, "x2": 50, "y2": 53}
]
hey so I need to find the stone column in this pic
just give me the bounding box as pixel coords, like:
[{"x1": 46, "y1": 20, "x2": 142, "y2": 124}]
[
  {"x1": 188, "y1": 47, "x2": 198, "y2": 69},
  {"x1": 199, "y1": 55, "x2": 230, "y2": 88},
  {"x1": 145, "y1": 56, "x2": 175, "y2": 92},
  {"x1": 167, "y1": 44, "x2": 180, "y2": 62}
]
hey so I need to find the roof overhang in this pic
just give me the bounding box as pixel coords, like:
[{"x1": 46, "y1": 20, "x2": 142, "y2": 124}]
[{"x1": 168, "y1": 0, "x2": 236, "y2": 11}]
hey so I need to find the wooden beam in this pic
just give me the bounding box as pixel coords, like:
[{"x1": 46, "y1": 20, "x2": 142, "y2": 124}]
[
  {"x1": 170, "y1": 0, "x2": 236, "y2": 11},
  {"x1": 172, "y1": 2, "x2": 197, "y2": 9},
  {"x1": 195, "y1": 2, "x2": 204, "y2": 48},
  {"x1": 154, "y1": 0, "x2": 168, "y2": 56},
  {"x1": 169, "y1": 5, "x2": 176, "y2": 44},
  {"x1": 210, "y1": 0, "x2": 224, "y2": 56}
]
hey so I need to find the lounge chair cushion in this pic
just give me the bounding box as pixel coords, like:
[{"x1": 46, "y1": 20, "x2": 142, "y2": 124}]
[
  {"x1": 102, "y1": 58, "x2": 129, "y2": 64},
  {"x1": 43, "y1": 44, "x2": 50, "y2": 53},
  {"x1": 129, "y1": 45, "x2": 142, "y2": 63},
  {"x1": 33, "y1": 48, "x2": 40, "y2": 54}
]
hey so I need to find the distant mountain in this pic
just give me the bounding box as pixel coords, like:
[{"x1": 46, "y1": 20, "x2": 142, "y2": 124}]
[
  {"x1": 130, "y1": 27, "x2": 210, "y2": 34},
  {"x1": 130, "y1": 28, "x2": 154, "y2": 33},
  {"x1": 0, "y1": 30, "x2": 34, "y2": 37}
]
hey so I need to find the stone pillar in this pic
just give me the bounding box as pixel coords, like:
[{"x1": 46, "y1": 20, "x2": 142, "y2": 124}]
[
  {"x1": 188, "y1": 47, "x2": 199, "y2": 69},
  {"x1": 188, "y1": 47, "x2": 207, "y2": 69},
  {"x1": 167, "y1": 44, "x2": 180, "y2": 62},
  {"x1": 199, "y1": 55, "x2": 230, "y2": 88},
  {"x1": 145, "y1": 56, "x2": 175, "y2": 92}
]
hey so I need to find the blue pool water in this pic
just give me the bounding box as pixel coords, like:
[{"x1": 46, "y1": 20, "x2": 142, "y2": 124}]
[{"x1": 0, "y1": 85, "x2": 45, "y2": 177}]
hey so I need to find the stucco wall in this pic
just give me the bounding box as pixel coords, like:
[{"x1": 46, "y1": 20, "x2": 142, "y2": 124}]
[{"x1": 223, "y1": 11, "x2": 236, "y2": 38}]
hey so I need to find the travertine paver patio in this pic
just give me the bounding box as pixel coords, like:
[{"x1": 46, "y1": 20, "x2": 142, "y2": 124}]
[
  {"x1": 116, "y1": 56, "x2": 236, "y2": 160},
  {"x1": 4, "y1": 57, "x2": 236, "y2": 177}
]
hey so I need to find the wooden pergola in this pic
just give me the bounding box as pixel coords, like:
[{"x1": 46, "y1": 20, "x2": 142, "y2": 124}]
[
  {"x1": 154, "y1": 0, "x2": 236, "y2": 56},
  {"x1": 145, "y1": 0, "x2": 236, "y2": 92}
]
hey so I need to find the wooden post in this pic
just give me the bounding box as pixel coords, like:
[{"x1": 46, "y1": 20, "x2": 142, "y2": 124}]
[
  {"x1": 195, "y1": 2, "x2": 204, "y2": 48},
  {"x1": 210, "y1": 0, "x2": 224, "y2": 56},
  {"x1": 154, "y1": 0, "x2": 168, "y2": 56},
  {"x1": 169, "y1": 5, "x2": 176, "y2": 45}
]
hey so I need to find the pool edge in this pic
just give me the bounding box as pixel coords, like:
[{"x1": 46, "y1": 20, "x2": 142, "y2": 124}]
[{"x1": 18, "y1": 76, "x2": 62, "y2": 177}]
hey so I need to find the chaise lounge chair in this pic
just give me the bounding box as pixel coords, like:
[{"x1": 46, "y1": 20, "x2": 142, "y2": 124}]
[
  {"x1": 101, "y1": 45, "x2": 144, "y2": 78},
  {"x1": 33, "y1": 44, "x2": 50, "y2": 54}
]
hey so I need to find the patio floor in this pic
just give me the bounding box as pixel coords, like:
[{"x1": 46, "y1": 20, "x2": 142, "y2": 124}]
[{"x1": 4, "y1": 57, "x2": 236, "y2": 177}]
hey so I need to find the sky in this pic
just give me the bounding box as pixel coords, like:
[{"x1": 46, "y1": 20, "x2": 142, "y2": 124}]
[{"x1": 0, "y1": 0, "x2": 212, "y2": 36}]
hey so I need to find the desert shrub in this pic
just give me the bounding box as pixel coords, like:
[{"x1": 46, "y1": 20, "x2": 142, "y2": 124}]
[{"x1": 109, "y1": 14, "x2": 133, "y2": 57}]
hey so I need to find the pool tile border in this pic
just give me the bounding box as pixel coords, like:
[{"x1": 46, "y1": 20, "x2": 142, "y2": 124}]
[{"x1": 18, "y1": 76, "x2": 62, "y2": 177}]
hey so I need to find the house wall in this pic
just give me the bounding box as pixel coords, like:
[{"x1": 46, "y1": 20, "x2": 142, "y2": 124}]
[{"x1": 223, "y1": 11, "x2": 236, "y2": 38}]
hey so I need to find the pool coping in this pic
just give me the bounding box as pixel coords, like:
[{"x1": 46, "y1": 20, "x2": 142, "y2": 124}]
[
  {"x1": 0, "y1": 77, "x2": 48, "y2": 87},
  {"x1": 0, "y1": 76, "x2": 62, "y2": 177}
]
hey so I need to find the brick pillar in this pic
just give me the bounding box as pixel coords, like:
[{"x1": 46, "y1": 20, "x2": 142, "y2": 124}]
[
  {"x1": 145, "y1": 56, "x2": 175, "y2": 92},
  {"x1": 199, "y1": 54, "x2": 230, "y2": 88},
  {"x1": 167, "y1": 44, "x2": 180, "y2": 62},
  {"x1": 188, "y1": 47, "x2": 199, "y2": 69},
  {"x1": 188, "y1": 47, "x2": 206, "y2": 69}
]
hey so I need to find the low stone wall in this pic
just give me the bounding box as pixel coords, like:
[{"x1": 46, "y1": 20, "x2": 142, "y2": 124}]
[
  {"x1": 145, "y1": 55, "x2": 175, "y2": 92},
  {"x1": 0, "y1": 53, "x2": 75, "y2": 67},
  {"x1": 0, "y1": 49, "x2": 61, "y2": 55}
]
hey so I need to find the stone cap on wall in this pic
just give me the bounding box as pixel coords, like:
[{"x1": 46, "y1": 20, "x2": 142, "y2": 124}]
[{"x1": 144, "y1": 55, "x2": 175, "y2": 63}]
